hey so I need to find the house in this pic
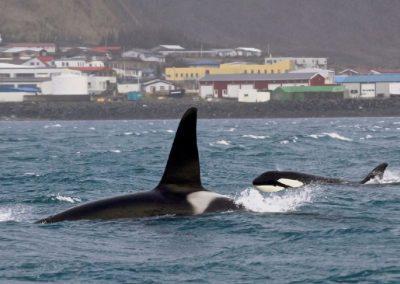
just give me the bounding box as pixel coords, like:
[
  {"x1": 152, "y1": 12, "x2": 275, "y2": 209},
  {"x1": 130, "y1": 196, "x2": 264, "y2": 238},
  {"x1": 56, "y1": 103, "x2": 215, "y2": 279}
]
[
  {"x1": 199, "y1": 73, "x2": 325, "y2": 98},
  {"x1": 122, "y1": 48, "x2": 165, "y2": 63},
  {"x1": 235, "y1": 47, "x2": 262, "y2": 57},
  {"x1": 152, "y1": 45, "x2": 185, "y2": 56},
  {"x1": 142, "y1": 79, "x2": 176, "y2": 94},
  {"x1": 290, "y1": 68, "x2": 335, "y2": 84},
  {"x1": 337, "y1": 74, "x2": 400, "y2": 99},
  {"x1": 21, "y1": 56, "x2": 54, "y2": 67}
]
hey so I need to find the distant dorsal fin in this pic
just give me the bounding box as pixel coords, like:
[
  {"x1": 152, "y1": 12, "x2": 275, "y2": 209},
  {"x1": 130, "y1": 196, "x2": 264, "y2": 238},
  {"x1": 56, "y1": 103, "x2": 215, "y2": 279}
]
[
  {"x1": 156, "y1": 107, "x2": 204, "y2": 193},
  {"x1": 360, "y1": 163, "x2": 388, "y2": 184}
]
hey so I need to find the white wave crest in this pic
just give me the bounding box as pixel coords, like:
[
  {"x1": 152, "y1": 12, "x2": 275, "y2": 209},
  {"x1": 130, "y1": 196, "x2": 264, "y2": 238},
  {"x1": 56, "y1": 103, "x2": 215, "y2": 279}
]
[
  {"x1": 0, "y1": 205, "x2": 28, "y2": 222},
  {"x1": 54, "y1": 194, "x2": 82, "y2": 204},
  {"x1": 216, "y1": 140, "x2": 230, "y2": 146},
  {"x1": 124, "y1": 132, "x2": 133, "y2": 136},
  {"x1": 235, "y1": 187, "x2": 316, "y2": 213},
  {"x1": 309, "y1": 132, "x2": 352, "y2": 142},
  {"x1": 110, "y1": 149, "x2": 121, "y2": 153},
  {"x1": 23, "y1": 172, "x2": 40, "y2": 177},
  {"x1": 166, "y1": 129, "x2": 174, "y2": 133},
  {"x1": 242, "y1": 134, "x2": 268, "y2": 140},
  {"x1": 44, "y1": 124, "x2": 62, "y2": 129}
]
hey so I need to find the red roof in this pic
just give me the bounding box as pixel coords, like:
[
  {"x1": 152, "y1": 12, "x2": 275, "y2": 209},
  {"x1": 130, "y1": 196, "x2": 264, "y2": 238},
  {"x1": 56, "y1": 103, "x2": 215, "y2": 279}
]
[{"x1": 37, "y1": 56, "x2": 54, "y2": 63}]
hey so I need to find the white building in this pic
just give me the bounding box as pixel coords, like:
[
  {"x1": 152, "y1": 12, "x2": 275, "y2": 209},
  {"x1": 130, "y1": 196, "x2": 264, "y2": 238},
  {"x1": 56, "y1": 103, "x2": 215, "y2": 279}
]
[
  {"x1": 41, "y1": 73, "x2": 88, "y2": 95},
  {"x1": 238, "y1": 89, "x2": 270, "y2": 103},
  {"x1": 142, "y1": 79, "x2": 176, "y2": 94},
  {"x1": 265, "y1": 56, "x2": 328, "y2": 70},
  {"x1": 336, "y1": 74, "x2": 400, "y2": 99},
  {"x1": 54, "y1": 57, "x2": 104, "y2": 68},
  {"x1": 87, "y1": 75, "x2": 116, "y2": 95},
  {"x1": 0, "y1": 85, "x2": 40, "y2": 102},
  {"x1": 0, "y1": 64, "x2": 80, "y2": 91}
]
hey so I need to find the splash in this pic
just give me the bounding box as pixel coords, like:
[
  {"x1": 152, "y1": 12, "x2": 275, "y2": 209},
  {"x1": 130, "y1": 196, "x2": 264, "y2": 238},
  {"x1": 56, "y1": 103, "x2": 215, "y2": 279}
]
[
  {"x1": 0, "y1": 205, "x2": 28, "y2": 222},
  {"x1": 234, "y1": 187, "x2": 317, "y2": 213},
  {"x1": 54, "y1": 194, "x2": 82, "y2": 203},
  {"x1": 366, "y1": 169, "x2": 400, "y2": 184}
]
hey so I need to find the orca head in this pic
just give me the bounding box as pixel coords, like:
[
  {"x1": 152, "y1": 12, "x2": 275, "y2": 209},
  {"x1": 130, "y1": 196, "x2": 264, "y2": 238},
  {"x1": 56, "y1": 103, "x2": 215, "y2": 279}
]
[{"x1": 252, "y1": 171, "x2": 305, "y2": 192}]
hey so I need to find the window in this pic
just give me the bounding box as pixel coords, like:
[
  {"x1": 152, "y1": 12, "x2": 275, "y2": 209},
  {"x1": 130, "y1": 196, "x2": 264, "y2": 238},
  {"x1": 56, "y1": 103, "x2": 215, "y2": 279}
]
[{"x1": 16, "y1": 73, "x2": 35, "y2": 78}]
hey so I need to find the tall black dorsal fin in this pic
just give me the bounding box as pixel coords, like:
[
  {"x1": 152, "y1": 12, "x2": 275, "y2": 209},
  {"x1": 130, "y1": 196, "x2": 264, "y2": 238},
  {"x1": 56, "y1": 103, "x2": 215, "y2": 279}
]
[
  {"x1": 360, "y1": 163, "x2": 388, "y2": 184},
  {"x1": 156, "y1": 107, "x2": 203, "y2": 192}
]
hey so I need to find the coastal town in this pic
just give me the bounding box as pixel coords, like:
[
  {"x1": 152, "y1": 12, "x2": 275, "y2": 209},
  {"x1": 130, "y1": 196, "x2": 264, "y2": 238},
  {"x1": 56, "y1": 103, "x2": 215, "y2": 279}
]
[{"x1": 1, "y1": 35, "x2": 400, "y2": 106}]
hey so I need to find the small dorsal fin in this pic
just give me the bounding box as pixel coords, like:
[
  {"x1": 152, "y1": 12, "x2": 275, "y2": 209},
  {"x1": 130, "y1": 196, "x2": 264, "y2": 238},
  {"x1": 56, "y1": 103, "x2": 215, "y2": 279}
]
[
  {"x1": 156, "y1": 107, "x2": 204, "y2": 193},
  {"x1": 360, "y1": 163, "x2": 388, "y2": 184}
]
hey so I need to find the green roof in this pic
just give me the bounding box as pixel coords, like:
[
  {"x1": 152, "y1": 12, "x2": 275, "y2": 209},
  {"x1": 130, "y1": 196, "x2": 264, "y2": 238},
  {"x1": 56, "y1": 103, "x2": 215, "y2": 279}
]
[{"x1": 273, "y1": 85, "x2": 345, "y2": 93}]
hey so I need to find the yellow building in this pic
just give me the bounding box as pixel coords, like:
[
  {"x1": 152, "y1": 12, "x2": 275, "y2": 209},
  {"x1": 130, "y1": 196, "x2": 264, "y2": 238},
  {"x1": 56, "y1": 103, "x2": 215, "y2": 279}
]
[{"x1": 165, "y1": 60, "x2": 293, "y2": 81}]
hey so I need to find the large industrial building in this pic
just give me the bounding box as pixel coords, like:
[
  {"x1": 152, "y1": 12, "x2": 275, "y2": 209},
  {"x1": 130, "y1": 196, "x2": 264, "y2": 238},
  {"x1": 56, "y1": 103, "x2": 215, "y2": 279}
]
[
  {"x1": 199, "y1": 73, "x2": 325, "y2": 98},
  {"x1": 335, "y1": 74, "x2": 400, "y2": 98},
  {"x1": 165, "y1": 60, "x2": 293, "y2": 82}
]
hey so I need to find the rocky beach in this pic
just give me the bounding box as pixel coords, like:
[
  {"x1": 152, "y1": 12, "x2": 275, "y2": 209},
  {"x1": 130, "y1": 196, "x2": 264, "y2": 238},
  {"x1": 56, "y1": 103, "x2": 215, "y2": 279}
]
[{"x1": 1, "y1": 97, "x2": 400, "y2": 120}]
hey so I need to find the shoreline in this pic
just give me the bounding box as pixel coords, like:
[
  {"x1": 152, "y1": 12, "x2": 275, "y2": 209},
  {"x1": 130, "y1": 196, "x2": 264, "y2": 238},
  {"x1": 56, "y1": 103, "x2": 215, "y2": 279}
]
[{"x1": 1, "y1": 97, "x2": 400, "y2": 120}]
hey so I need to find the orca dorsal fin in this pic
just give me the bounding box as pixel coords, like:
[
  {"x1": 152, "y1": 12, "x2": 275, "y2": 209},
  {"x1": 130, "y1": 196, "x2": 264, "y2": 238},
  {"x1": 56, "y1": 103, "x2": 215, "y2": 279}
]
[
  {"x1": 156, "y1": 107, "x2": 204, "y2": 193},
  {"x1": 360, "y1": 163, "x2": 388, "y2": 184}
]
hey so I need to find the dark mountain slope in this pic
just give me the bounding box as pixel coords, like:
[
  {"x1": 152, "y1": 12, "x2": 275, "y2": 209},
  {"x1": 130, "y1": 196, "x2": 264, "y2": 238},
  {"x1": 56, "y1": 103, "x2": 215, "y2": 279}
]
[{"x1": 0, "y1": 0, "x2": 399, "y2": 66}]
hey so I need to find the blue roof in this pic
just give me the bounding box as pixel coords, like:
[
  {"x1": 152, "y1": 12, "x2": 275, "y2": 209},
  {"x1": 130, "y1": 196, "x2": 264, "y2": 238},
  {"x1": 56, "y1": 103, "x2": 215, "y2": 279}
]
[
  {"x1": 338, "y1": 74, "x2": 400, "y2": 83},
  {"x1": 0, "y1": 86, "x2": 40, "y2": 93},
  {"x1": 334, "y1": 75, "x2": 348, "y2": 83}
]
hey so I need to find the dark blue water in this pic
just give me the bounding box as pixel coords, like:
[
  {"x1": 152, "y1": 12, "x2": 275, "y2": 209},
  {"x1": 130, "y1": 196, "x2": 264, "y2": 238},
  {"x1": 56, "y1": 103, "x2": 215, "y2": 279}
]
[{"x1": 0, "y1": 117, "x2": 399, "y2": 283}]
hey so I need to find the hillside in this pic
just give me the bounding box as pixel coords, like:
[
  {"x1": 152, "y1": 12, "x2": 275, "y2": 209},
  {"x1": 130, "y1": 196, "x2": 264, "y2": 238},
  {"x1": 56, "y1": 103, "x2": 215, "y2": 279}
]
[{"x1": 0, "y1": 0, "x2": 399, "y2": 67}]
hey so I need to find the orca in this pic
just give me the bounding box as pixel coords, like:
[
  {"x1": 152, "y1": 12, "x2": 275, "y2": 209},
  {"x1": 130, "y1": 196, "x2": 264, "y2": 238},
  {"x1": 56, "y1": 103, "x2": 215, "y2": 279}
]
[
  {"x1": 36, "y1": 108, "x2": 242, "y2": 223},
  {"x1": 252, "y1": 163, "x2": 388, "y2": 192}
]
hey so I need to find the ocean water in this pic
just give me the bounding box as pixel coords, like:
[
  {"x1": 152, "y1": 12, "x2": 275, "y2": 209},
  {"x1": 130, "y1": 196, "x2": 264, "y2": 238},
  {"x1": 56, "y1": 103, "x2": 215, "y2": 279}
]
[{"x1": 0, "y1": 117, "x2": 399, "y2": 283}]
